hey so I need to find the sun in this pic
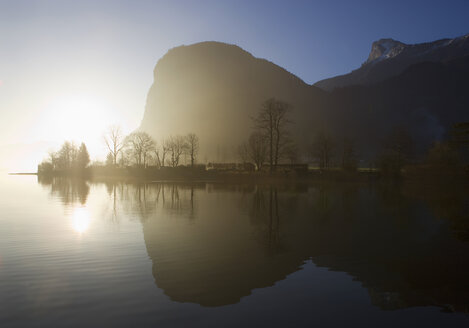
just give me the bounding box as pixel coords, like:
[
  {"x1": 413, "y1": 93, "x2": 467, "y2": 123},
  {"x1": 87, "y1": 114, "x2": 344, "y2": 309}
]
[
  {"x1": 71, "y1": 207, "x2": 91, "y2": 234},
  {"x1": 40, "y1": 93, "x2": 118, "y2": 159}
]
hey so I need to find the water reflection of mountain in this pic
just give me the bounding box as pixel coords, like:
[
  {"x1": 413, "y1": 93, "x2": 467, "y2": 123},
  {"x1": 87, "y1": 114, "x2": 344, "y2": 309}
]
[
  {"x1": 137, "y1": 182, "x2": 469, "y2": 311},
  {"x1": 142, "y1": 185, "x2": 309, "y2": 307},
  {"x1": 306, "y1": 184, "x2": 469, "y2": 313},
  {"x1": 37, "y1": 178, "x2": 469, "y2": 311}
]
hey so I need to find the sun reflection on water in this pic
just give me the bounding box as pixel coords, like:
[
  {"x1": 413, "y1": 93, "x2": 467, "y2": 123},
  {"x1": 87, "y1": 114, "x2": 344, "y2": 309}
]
[{"x1": 72, "y1": 207, "x2": 91, "y2": 234}]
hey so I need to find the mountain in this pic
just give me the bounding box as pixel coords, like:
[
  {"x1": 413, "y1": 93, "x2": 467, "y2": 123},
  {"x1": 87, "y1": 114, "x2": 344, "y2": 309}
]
[
  {"x1": 140, "y1": 41, "x2": 327, "y2": 162},
  {"x1": 140, "y1": 37, "x2": 469, "y2": 163},
  {"x1": 315, "y1": 34, "x2": 469, "y2": 91},
  {"x1": 325, "y1": 54, "x2": 469, "y2": 157}
]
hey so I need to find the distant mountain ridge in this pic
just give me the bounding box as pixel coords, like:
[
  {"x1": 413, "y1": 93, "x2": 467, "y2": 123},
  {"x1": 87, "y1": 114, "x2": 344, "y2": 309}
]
[
  {"x1": 315, "y1": 33, "x2": 469, "y2": 91},
  {"x1": 325, "y1": 54, "x2": 469, "y2": 157}
]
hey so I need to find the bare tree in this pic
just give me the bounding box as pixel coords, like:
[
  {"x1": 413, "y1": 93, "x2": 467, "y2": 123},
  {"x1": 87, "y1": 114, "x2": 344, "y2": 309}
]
[
  {"x1": 186, "y1": 133, "x2": 199, "y2": 167},
  {"x1": 154, "y1": 139, "x2": 170, "y2": 168},
  {"x1": 48, "y1": 150, "x2": 58, "y2": 170},
  {"x1": 103, "y1": 125, "x2": 125, "y2": 166},
  {"x1": 167, "y1": 135, "x2": 187, "y2": 167},
  {"x1": 310, "y1": 132, "x2": 334, "y2": 169},
  {"x1": 161, "y1": 139, "x2": 170, "y2": 167},
  {"x1": 152, "y1": 142, "x2": 161, "y2": 167},
  {"x1": 254, "y1": 98, "x2": 292, "y2": 172},
  {"x1": 140, "y1": 133, "x2": 156, "y2": 167},
  {"x1": 118, "y1": 151, "x2": 129, "y2": 167},
  {"x1": 106, "y1": 152, "x2": 114, "y2": 166},
  {"x1": 247, "y1": 132, "x2": 268, "y2": 170},
  {"x1": 125, "y1": 131, "x2": 156, "y2": 167}
]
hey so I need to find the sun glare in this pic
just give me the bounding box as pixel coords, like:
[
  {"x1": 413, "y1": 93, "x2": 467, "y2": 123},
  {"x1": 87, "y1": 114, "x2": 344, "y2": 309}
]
[
  {"x1": 72, "y1": 207, "x2": 91, "y2": 234},
  {"x1": 39, "y1": 94, "x2": 119, "y2": 159}
]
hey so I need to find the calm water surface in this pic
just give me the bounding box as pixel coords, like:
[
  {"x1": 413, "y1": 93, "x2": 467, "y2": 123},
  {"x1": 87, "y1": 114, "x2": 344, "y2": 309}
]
[{"x1": 1, "y1": 174, "x2": 469, "y2": 327}]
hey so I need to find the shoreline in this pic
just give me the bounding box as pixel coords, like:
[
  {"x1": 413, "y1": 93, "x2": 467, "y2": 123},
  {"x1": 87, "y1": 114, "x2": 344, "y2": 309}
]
[
  {"x1": 8, "y1": 172, "x2": 38, "y2": 175},
  {"x1": 11, "y1": 166, "x2": 469, "y2": 186}
]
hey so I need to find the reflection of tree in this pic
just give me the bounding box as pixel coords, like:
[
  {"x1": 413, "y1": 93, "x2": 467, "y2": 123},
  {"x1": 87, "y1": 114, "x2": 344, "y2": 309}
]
[
  {"x1": 141, "y1": 184, "x2": 307, "y2": 307},
  {"x1": 269, "y1": 189, "x2": 281, "y2": 250},
  {"x1": 317, "y1": 185, "x2": 331, "y2": 216},
  {"x1": 251, "y1": 182, "x2": 469, "y2": 313},
  {"x1": 104, "y1": 182, "x2": 200, "y2": 223},
  {"x1": 38, "y1": 176, "x2": 89, "y2": 205},
  {"x1": 102, "y1": 181, "x2": 126, "y2": 223},
  {"x1": 169, "y1": 185, "x2": 180, "y2": 210},
  {"x1": 141, "y1": 182, "x2": 469, "y2": 312},
  {"x1": 126, "y1": 184, "x2": 158, "y2": 222},
  {"x1": 36, "y1": 177, "x2": 469, "y2": 313},
  {"x1": 307, "y1": 183, "x2": 469, "y2": 313},
  {"x1": 248, "y1": 187, "x2": 284, "y2": 253}
]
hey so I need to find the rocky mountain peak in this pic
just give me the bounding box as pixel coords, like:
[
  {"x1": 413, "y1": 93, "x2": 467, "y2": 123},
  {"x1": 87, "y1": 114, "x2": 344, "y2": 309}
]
[{"x1": 365, "y1": 38, "x2": 407, "y2": 64}]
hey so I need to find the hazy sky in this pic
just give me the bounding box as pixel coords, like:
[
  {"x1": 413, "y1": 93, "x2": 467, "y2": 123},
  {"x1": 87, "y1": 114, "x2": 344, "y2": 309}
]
[{"x1": 1, "y1": 0, "x2": 469, "y2": 170}]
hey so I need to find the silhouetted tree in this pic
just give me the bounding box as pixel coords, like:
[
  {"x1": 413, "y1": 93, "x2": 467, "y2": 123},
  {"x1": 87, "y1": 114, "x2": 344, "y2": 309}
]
[
  {"x1": 39, "y1": 141, "x2": 89, "y2": 173},
  {"x1": 186, "y1": 133, "x2": 199, "y2": 167},
  {"x1": 247, "y1": 132, "x2": 268, "y2": 170},
  {"x1": 118, "y1": 151, "x2": 128, "y2": 167},
  {"x1": 140, "y1": 132, "x2": 156, "y2": 167},
  {"x1": 104, "y1": 125, "x2": 125, "y2": 166},
  {"x1": 76, "y1": 143, "x2": 90, "y2": 169},
  {"x1": 56, "y1": 141, "x2": 77, "y2": 170},
  {"x1": 310, "y1": 132, "x2": 334, "y2": 169},
  {"x1": 254, "y1": 98, "x2": 292, "y2": 172},
  {"x1": 153, "y1": 139, "x2": 170, "y2": 168},
  {"x1": 125, "y1": 132, "x2": 156, "y2": 167},
  {"x1": 37, "y1": 161, "x2": 53, "y2": 175},
  {"x1": 48, "y1": 150, "x2": 59, "y2": 170},
  {"x1": 167, "y1": 135, "x2": 187, "y2": 167},
  {"x1": 106, "y1": 152, "x2": 114, "y2": 166},
  {"x1": 153, "y1": 149, "x2": 163, "y2": 167}
]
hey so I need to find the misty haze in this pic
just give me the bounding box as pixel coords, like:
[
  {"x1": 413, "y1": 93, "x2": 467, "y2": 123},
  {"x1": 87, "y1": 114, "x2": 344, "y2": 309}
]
[{"x1": 2, "y1": 1, "x2": 469, "y2": 327}]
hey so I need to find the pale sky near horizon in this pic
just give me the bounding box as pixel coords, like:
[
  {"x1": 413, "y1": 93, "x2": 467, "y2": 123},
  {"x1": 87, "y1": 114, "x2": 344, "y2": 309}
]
[{"x1": 1, "y1": 0, "x2": 469, "y2": 171}]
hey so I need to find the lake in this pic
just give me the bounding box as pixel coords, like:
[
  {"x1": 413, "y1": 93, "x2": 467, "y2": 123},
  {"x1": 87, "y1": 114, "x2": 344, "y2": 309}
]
[{"x1": 1, "y1": 174, "x2": 469, "y2": 327}]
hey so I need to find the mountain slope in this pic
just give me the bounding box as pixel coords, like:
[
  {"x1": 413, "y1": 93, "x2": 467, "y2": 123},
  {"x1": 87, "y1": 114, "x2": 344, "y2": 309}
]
[
  {"x1": 324, "y1": 54, "x2": 469, "y2": 157},
  {"x1": 315, "y1": 34, "x2": 469, "y2": 91}
]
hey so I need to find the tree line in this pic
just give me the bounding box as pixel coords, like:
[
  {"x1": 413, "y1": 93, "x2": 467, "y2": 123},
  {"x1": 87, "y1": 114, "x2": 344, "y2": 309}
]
[
  {"x1": 238, "y1": 98, "x2": 469, "y2": 176},
  {"x1": 38, "y1": 141, "x2": 90, "y2": 174},
  {"x1": 103, "y1": 127, "x2": 199, "y2": 168},
  {"x1": 238, "y1": 97, "x2": 358, "y2": 173},
  {"x1": 38, "y1": 97, "x2": 469, "y2": 178},
  {"x1": 39, "y1": 130, "x2": 200, "y2": 175}
]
